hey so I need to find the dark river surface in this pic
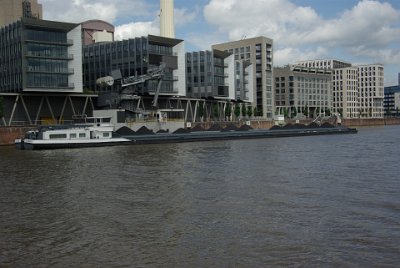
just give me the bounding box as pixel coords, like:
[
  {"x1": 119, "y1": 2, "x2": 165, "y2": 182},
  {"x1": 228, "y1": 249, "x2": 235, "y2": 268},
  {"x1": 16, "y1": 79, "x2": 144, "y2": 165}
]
[{"x1": 1, "y1": 126, "x2": 400, "y2": 267}]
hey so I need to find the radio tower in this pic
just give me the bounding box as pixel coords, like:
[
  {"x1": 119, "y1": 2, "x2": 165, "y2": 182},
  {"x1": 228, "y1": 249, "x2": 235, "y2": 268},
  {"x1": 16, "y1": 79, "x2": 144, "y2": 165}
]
[{"x1": 160, "y1": 0, "x2": 175, "y2": 38}]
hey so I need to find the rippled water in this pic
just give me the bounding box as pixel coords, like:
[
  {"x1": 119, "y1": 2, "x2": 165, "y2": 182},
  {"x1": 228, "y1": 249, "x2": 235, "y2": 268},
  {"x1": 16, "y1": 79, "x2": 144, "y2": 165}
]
[{"x1": 1, "y1": 126, "x2": 400, "y2": 267}]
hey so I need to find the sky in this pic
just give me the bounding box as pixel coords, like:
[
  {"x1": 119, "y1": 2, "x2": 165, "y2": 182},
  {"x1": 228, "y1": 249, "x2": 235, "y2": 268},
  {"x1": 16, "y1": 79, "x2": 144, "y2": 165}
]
[{"x1": 40, "y1": 0, "x2": 400, "y2": 86}]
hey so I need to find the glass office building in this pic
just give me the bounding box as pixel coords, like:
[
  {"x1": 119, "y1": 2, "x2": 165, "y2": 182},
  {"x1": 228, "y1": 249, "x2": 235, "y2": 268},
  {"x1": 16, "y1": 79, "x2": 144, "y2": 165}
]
[
  {"x1": 83, "y1": 35, "x2": 186, "y2": 97},
  {"x1": 0, "y1": 18, "x2": 82, "y2": 93}
]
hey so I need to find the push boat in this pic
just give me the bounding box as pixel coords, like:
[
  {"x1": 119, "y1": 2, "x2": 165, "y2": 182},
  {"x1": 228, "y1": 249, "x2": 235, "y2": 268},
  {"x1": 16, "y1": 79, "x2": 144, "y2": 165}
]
[{"x1": 15, "y1": 117, "x2": 130, "y2": 150}]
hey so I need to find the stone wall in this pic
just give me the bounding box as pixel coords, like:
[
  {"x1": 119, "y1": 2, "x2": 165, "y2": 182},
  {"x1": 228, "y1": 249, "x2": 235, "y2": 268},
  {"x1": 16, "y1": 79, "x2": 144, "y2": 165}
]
[
  {"x1": 0, "y1": 127, "x2": 35, "y2": 146},
  {"x1": 343, "y1": 118, "x2": 400, "y2": 127}
]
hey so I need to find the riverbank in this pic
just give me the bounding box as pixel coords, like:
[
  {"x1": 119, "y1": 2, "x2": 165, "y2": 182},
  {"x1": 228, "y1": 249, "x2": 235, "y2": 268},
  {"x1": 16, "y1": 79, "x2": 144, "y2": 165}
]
[{"x1": 0, "y1": 127, "x2": 36, "y2": 146}]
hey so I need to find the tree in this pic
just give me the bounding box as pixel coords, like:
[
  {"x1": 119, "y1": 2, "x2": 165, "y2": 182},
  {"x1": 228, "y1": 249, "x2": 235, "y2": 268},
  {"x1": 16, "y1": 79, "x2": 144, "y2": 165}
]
[
  {"x1": 213, "y1": 103, "x2": 219, "y2": 120},
  {"x1": 303, "y1": 105, "x2": 308, "y2": 117},
  {"x1": 241, "y1": 104, "x2": 246, "y2": 117},
  {"x1": 234, "y1": 105, "x2": 241, "y2": 119},
  {"x1": 224, "y1": 103, "x2": 232, "y2": 120},
  {"x1": 316, "y1": 107, "x2": 320, "y2": 116},
  {"x1": 293, "y1": 107, "x2": 297, "y2": 117},
  {"x1": 396, "y1": 107, "x2": 400, "y2": 117},
  {"x1": 253, "y1": 107, "x2": 258, "y2": 117},
  {"x1": 325, "y1": 108, "x2": 331, "y2": 116},
  {"x1": 283, "y1": 107, "x2": 289, "y2": 118},
  {"x1": 258, "y1": 107, "x2": 263, "y2": 117},
  {"x1": 247, "y1": 106, "x2": 253, "y2": 117},
  {"x1": 198, "y1": 103, "x2": 204, "y2": 120},
  {"x1": 0, "y1": 96, "x2": 4, "y2": 119}
]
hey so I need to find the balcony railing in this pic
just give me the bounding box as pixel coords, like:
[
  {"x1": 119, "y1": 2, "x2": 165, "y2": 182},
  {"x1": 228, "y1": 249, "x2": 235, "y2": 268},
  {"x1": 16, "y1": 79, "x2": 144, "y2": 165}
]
[{"x1": 26, "y1": 67, "x2": 74, "y2": 74}]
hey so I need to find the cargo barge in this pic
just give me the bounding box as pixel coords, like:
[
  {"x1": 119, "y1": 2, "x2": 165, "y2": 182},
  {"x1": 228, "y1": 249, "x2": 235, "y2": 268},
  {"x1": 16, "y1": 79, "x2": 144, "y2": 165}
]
[{"x1": 120, "y1": 126, "x2": 357, "y2": 145}]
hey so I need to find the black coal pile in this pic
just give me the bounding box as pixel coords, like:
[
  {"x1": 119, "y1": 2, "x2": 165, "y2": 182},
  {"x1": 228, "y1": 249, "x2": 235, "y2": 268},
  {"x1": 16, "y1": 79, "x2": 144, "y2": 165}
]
[
  {"x1": 116, "y1": 126, "x2": 136, "y2": 135},
  {"x1": 135, "y1": 126, "x2": 155, "y2": 135}
]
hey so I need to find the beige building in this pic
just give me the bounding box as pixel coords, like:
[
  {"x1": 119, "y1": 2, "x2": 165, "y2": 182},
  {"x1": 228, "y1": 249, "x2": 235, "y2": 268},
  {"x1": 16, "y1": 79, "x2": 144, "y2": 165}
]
[
  {"x1": 212, "y1": 37, "x2": 274, "y2": 118},
  {"x1": 0, "y1": 0, "x2": 42, "y2": 27},
  {"x1": 332, "y1": 67, "x2": 359, "y2": 118},
  {"x1": 274, "y1": 65, "x2": 333, "y2": 118},
  {"x1": 296, "y1": 59, "x2": 384, "y2": 119},
  {"x1": 358, "y1": 64, "x2": 384, "y2": 118}
]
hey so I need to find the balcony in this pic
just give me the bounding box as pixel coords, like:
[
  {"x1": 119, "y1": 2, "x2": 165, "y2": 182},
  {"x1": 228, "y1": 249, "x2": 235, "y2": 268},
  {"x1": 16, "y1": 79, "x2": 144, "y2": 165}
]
[
  {"x1": 26, "y1": 67, "x2": 74, "y2": 74},
  {"x1": 25, "y1": 51, "x2": 74, "y2": 60}
]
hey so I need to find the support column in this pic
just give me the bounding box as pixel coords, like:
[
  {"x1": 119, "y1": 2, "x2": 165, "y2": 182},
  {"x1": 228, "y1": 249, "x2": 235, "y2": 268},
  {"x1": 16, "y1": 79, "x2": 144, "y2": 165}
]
[
  {"x1": 20, "y1": 95, "x2": 32, "y2": 125},
  {"x1": 8, "y1": 95, "x2": 20, "y2": 126}
]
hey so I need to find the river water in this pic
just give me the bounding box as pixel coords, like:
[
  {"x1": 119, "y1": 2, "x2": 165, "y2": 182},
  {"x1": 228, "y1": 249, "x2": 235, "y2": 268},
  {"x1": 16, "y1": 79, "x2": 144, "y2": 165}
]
[{"x1": 1, "y1": 126, "x2": 399, "y2": 267}]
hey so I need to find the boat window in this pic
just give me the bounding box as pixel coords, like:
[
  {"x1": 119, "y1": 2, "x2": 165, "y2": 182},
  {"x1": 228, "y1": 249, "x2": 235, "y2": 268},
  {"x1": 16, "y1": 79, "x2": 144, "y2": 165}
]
[
  {"x1": 49, "y1": 134, "x2": 67, "y2": 139},
  {"x1": 103, "y1": 133, "x2": 110, "y2": 138},
  {"x1": 70, "y1": 133, "x2": 77, "y2": 139},
  {"x1": 79, "y1": 133, "x2": 86, "y2": 138}
]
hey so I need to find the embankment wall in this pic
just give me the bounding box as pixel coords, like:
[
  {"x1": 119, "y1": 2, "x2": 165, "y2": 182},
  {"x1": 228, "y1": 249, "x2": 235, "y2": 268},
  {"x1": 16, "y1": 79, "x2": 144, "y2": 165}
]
[{"x1": 0, "y1": 127, "x2": 36, "y2": 146}]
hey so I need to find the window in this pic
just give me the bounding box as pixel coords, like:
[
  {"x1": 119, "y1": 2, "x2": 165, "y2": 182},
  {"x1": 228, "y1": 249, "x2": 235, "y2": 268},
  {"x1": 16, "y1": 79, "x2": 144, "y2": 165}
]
[
  {"x1": 79, "y1": 133, "x2": 86, "y2": 138},
  {"x1": 49, "y1": 134, "x2": 67, "y2": 139},
  {"x1": 70, "y1": 133, "x2": 77, "y2": 139},
  {"x1": 103, "y1": 133, "x2": 110, "y2": 138}
]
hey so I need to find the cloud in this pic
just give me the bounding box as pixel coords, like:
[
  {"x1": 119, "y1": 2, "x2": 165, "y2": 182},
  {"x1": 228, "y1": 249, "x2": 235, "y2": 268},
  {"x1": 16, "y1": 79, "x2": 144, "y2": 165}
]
[
  {"x1": 115, "y1": 21, "x2": 159, "y2": 40},
  {"x1": 204, "y1": 0, "x2": 322, "y2": 45},
  {"x1": 204, "y1": 0, "x2": 400, "y2": 60},
  {"x1": 174, "y1": 8, "x2": 198, "y2": 27},
  {"x1": 40, "y1": 0, "x2": 153, "y2": 23},
  {"x1": 114, "y1": 7, "x2": 198, "y2": 40},
  {"x1": 274, "y1": 47, "x2": 329, "y2": 67},
  {"x1": 303, "y1": 1, "x2": 400, "y2": 48}
]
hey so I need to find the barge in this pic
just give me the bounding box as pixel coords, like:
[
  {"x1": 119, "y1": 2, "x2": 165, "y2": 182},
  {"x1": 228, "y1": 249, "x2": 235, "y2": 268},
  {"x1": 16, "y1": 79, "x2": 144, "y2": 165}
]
[
  {"x1": 120, "y1": 126, "x2": 358, "y2": 145},
  {"x1": 15, "y1": 117, "x2": 130, "y2": 150}
]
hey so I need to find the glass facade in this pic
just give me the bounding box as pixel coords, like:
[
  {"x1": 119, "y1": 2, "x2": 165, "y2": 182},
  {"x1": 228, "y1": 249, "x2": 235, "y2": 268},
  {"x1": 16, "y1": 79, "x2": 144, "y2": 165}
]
[
  {"x1": 0, "y1": 19, "x2": 77, "y2": 92},
  {"x1": 83, "y1": 37, "x2": 179, "y2": 93},
  {"x1": 185, "y1": 50, "x2": 229, "y2": 99}
]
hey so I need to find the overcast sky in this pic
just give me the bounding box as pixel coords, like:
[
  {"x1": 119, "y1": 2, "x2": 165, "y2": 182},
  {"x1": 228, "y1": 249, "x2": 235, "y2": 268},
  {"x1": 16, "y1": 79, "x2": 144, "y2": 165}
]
[{"x1": 40, "y1": 0, "x2": 400, "y2": 86}]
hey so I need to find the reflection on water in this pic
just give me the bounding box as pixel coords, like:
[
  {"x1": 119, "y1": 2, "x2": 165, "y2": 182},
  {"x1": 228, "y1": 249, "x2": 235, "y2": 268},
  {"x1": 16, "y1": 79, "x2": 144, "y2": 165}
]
[{"x1": 1, "y1": 126, "x2": 400, "y2": 267}]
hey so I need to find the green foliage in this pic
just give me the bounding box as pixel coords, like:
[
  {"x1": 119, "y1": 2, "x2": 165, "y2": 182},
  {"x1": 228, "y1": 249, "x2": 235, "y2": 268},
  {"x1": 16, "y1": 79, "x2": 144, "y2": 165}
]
[
  {"x1": 253, "y1": 107, "x2": 258, "y2": 117},
  {"x1": 247, "y1": 106, "x2": 253, "y2": 117},
  {"x1": 283, "y1": 107, "x2": 289, "y2": 118},
  {"x1": 303, "y1": 105, "x2": 308, "y2": 117},
  {"x1": 241, "y1": 104, "x2": 247, "y2": 117},
  {"x1": 225, "y1": 103, "x2": 232, "y2": 117},
  {"x1": 316, "y1": 107, "x2": 320, "y2": 116},
  {"x1": 0, "y1": 96, "x2": 4, "y2": 118},
  {"x1": 325, "y1": 108, "x2": 331, "y2": 116},
  {"x1": 293, "y1": 107, "x2": 297, "y2": 117},
  {"x1": 198, "y1": 103, "x2": 204, "y2": 118},
  {"x1": 234, "y1": 105, "x2": 241, "y2": 118},
  {"x1": 258, "y1": 107, "x2": 263, "y2": 117},
  {"x1": 83, "y1": 88, "x2": 94, "y2": 94},
  {"x1": 213, "y1": 103, "x2": 219, "y2": 119}
]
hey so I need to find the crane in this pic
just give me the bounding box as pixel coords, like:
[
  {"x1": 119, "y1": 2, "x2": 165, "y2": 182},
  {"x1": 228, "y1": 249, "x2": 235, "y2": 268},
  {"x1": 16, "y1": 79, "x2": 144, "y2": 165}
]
[{"x1": 96, "y1": 63, "x2": 166, "y2": 108}]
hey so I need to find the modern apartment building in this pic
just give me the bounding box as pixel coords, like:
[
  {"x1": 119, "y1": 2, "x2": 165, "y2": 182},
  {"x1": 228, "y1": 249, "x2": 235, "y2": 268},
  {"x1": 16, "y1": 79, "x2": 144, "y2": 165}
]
[
  {"x1": 0, "y1": 0, "x2": 42, "y2": 27},
  {"x1": 185, "y1": 50, "x2": 253, "y2": 102},
  {"x1": 384, "y1": 85, "x2": 400, "y2": 116},
  {"x1": 0, "y1": 18, "x2": 82, "y2": 93},
  {"x1": 296, "y1": 59, "x2": 384, "y2": 118},
  {"x1": 332, "y1": 67, "x2": 359, "y2": 118},
  {"x1": 186, "y1": 50, "x2": 234, "y2": 100},
  {"x1": 296, "y1": 59, "x2": 352, "y2": 70},
  {"x1": 83, "y1": 35, "x2": 186, "y2": 97},
  {"x1": 0, "y1": 18, "x2": 94, "y2": 126},
  {"x1": 212, "y1": 36, "x2": 274, "y2": 118},
  {"x1": 273, "y1": 65, "x2": 333, "y2": 117}
]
